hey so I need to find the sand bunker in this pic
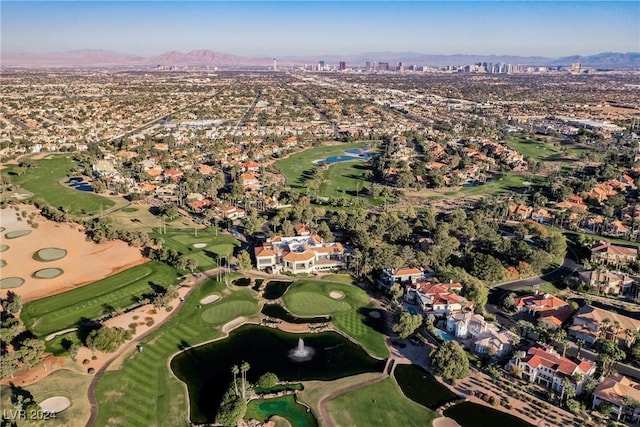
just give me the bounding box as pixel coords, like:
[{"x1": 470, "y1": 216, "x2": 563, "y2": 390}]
[
  {"x1": 0, "y1": 277, "x2": 24, "y2": 288},
  {"x1": 368, "y1": 311, "x2": 382, "y2": 319},
  {"x1": 45, "y1": 328, "x2": 78, "y2": 342},
  {"x1": 39, "y1": 396, "x2": 71, "y2": 413},
  {"x1": 32, "y1": 268, "x2": 64, "y2": 279},
  {"x1": 329, "y1": 291, "x2": 345, "y2": 299},
  {"x1": 0, "y1": 245, "x2": 8, "y2": 252},
  {"x1": 193, "y1": 243, "x2": 207, "y2": 248},
  {"x1": 222, "y1": 316, "x2": 246, "y2": 333},
  {"x1": 33, "y1": 248, "x2": 67, "y2": 262},
  {"x1": 5, "y1": 230, "x2": 32, "y2": 239},
  {"x1": 199, "y1": 294, "x2": 221, "y2": 305},
  {"x1": 433, "y1": 417, "x2": 461, "y2": 427}
]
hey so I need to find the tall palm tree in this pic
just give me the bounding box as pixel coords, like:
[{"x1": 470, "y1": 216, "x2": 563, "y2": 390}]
[
  {"x1": 576, "y1": 339, "x2": 585, "y2": 358},
  {"x1": 231, "y1": 365, "x2": 239, "y2": 396},
  {"x1": 240, "y1": 361, "x2": 250, "y2": 400}
]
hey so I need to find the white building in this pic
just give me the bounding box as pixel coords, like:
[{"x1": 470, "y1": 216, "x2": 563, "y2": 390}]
[
  {"x1": 508, "y1": 345, "x2": 595, "y2": 395},
  {"x1": 254, "y1": 235, "x2": 345, "y2": 274}
]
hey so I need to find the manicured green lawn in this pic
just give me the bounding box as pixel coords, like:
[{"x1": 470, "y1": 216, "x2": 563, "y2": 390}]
[
  {"x1": 201, "y1": 290, "x2": 259, "y2": 325},
  {"x1": 94, "y1": 279, "x2": 225, "y2": 427},
  {"x1": 506, "y1": 136, "x2": 561, "y2": 160},
  {"x1": 21, "y1": 261, "x2": 179, "y2": 337},
  {"x1": 246, "y1": 395, "x2": 318, "y2": 427},
  {"x1": 149, "y1": 229, "x2": 239, "y2": 271},
  {"x1": 275, "y1": 142, "x2": 378, "y2": 201},
  {"x1": 448, "y1": 173, "x2": 528, "y2": 197},
  {"x1": 327, "y1": 378, "x2": 435, "y2": 427},
  {"x1": 282, "y1": 281, "x2": 388, "y2": 358},
  {"x1": 2, "y1": 155, "x2": 115, "y2": 215}
]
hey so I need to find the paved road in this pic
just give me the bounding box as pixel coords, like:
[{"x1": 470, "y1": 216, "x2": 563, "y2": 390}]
[
  {"x1": 489, "y1": 246, "x2": 580, "y2": 304},
  {"x1": 486, "y1": 246, "x2": 640, "y2": 381}
]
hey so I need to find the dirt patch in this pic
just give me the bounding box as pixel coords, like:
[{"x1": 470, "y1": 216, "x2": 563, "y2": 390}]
[
  {"x1": 200, "y1": 294, "x2": 221, "y2": 305},
  {"x1": 40, "y1": 396, "x2": 71, "y2": 413},
  {"x1": 329, "y1": 291, "x2": 345, "y2": 299},
  {"x1": 0, "y1": 354, "x2": 67, "y2": 387},
  {"x1": 1, "y1": 206, "x2": 145, "y2": 302},
  {"x1": 277, "y1": 322, "x2": 309, "y2": 333}
]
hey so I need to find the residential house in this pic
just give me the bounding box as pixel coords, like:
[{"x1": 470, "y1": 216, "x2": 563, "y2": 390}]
[
  {"x1": 405, "y1": 282, "x2": 472, "y2": 316},
  {"x1": 241, "y1": 172, "x2": 261, "y2": 191},
  {"x1": 379, "y1": 267, "x2": 426, "y2": 289},
  {"x1": 254, "y1": 235, "x2": 346, "y2": 274},
  {"x1": 474, "y1": 327, "x2": 520, "y2": 358},
  {"x1": 569, "y1": 304, "x2": 640, "y2": 347},
  {"x1": 445, "y1": 312, "x2": 487, "y2": 338},
  {"x1": 514, "y1": 293, "x2": 573, "y2": 329},
  {"x1": 531, "y1": 208, "x2": 554, "y2": 224},
  {"x1": 590, "y1": 241, "x2": 638, "y2": 266},
  {"x1": 605, "y1": 220, "x2": 631, "y2": 238},
  {"x1": 509, "y1": 204, "x2": 533, "y2": 220},
  {"x1": 578, "y1": 270, "x2": 635, "y2": 295},
  {"x1": 592, "y1": 374, "x2": 640, "y2": 423},
  {"x1": 509, "y1": 345, "x2": 595, "y2": 395}
]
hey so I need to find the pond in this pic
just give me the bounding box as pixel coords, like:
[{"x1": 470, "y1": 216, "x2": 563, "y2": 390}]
[
  {"x1": 444, "y1": 401, "x2": 534, "y2": 427},
  {"x1": 246, "y1": 395, "x2": 317, "y2": 427},
  {"x1": 263, "y1": 281, "x2": 293, "y2": 300},
  {"x1": 393, "y1": 364, "x2": 459, "y2": 409},
  {"x1": 170, "y1": 325, "x2": 385, "y2": 423},
  {"x1": 261, "y1": 304, "x2": 330, "y2": 324},
  {"x1": 66, "y1": 177, "x2": 94, "y2": 192}
]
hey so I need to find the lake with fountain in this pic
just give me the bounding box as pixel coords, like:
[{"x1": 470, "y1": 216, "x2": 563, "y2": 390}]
[{"x1": 170, "y1": 324, "x2": 385, "y2": 423}]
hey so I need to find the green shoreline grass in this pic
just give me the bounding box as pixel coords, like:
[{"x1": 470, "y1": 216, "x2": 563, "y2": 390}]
[{"x1": 2, "y1": 155, "x2": 115, "y2": 215}]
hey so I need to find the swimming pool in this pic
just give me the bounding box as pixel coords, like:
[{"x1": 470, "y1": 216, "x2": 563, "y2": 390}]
[{"x1": 433, "y1": 328, "x2": 456, "y2": 341}]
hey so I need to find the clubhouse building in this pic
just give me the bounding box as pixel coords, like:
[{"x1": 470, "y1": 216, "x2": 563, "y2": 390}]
[{"x1": 254, "y1": 234, "x2": 346, "y2": 274}]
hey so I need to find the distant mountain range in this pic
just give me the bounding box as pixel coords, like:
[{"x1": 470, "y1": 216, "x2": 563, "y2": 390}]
[{"x1": 2, "y1": 49, "x2": 639, "y2": 69}]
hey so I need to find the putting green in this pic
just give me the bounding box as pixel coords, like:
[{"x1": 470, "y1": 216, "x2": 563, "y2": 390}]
[
  {"x1": 33, "y1": 268, "x2": 64, "y2": 279},
  {"x1": 5, "y1": 230, "x2": 32, "y2": 239},
  {"x1": 0, "y1": 245, "x2": 8, "y2": 252},
  {"x1": 201, "y1": 300, "x2": 257, "y2": 325},
  {"x1": 0, "y1": 277, "x2": 25, "y2": 288},
  {"x1": 33, "y1": 248, "x2": 68, "y2": 262}
]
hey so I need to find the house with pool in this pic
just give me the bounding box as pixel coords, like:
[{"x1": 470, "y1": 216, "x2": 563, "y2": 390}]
[
  {"x1": 254, "y1": 234, "x2": 346, "y2": 274},
  {"x1": 444, "y1": 312, "x2": 519, "y2": 357}
]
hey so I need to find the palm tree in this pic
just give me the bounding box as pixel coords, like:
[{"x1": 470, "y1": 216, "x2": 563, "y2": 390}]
[
  {"x1": 576, "y1": 339, "x2": 585, "y2": 358},
  {"x1": 240, "y1": 361, "x2": 250, "y2": 400},
  {"x1": 231, "y1": 365, "x2": 239, "y2": 396}
]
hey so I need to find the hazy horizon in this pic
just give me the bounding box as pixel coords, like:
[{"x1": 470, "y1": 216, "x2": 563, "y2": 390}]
[{"x1": 2, "y1": 1, "x2": 639, "y2": 58}]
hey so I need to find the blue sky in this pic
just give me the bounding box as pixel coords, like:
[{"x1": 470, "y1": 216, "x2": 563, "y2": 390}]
[{"x1": 2, "y1": 1, "x2": 638, "y2": 57}]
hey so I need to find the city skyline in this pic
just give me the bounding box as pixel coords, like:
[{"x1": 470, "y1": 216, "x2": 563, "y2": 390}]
[{"x1": 2, "y1": 1, "x2": 639, "y2": 58}]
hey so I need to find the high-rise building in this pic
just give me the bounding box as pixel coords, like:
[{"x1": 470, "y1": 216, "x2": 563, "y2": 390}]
[
  {"x1": 365, "y1": 61, "x2": 372, "y2": 71},
  {"x1": 339, "y1": 61, "x2": 346, "y2": 71},
  {"x1": 318, "y1": 60, "x2": 325, "y2": 71},
  {"x1": 273, "y1": 58, "x2": 277, "y2": 71},
  {"x1": 571, "y1": 62, "x2": 582, "y2": 73},
  {"x1": 378, "y1": 62, "x2": 389, "y2": 71}
]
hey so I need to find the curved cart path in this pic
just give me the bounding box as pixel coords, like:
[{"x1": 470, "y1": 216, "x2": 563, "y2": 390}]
[{"x1": 84, "y1": 268, "x2": 222, "y2": 427}]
